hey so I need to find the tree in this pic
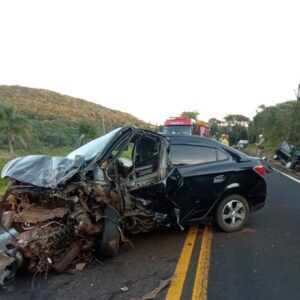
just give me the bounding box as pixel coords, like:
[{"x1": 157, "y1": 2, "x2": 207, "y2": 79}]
[
  {"x1": 78, "y1": 121, "x2": 97, "y2": 141},
  {"x1": 208, "y1": 118, "x2": 221, "y2": 125},
  {"x1": 251, "y1": 100, "x2": 300, "y2": 146},
  {"x1": 0, "y1": 101, "x2": 31, "y2": 154},
  {"x1": 224, "y1": 114, "x2": 250, "y2": 126},
  {"x1": 180, "y1": 110, "x2": 199, "y2": 120}
]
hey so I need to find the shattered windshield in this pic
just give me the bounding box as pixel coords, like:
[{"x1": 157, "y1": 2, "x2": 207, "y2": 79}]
[{"x1": 67, "y1": 128, "x2": 122, "y2": 161}]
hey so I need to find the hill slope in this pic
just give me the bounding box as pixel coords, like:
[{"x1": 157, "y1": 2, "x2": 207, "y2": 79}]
[{"x1": 0, "y1": 85, "x2": 149, "y2": 127}]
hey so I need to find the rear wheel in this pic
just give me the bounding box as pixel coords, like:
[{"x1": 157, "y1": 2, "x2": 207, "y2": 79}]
[
  {"x1": 216, "y1": 195, "x2": 249, "y2": 232},
  {"x1": 95, "y1": 207, "x2": 120, "y2": 258}
]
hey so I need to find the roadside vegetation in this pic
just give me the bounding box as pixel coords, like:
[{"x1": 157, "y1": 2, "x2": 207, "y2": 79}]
[
  {"x1": 209, "y1": 99, "x2": 300, "y2": 149},
  {"x1": 0, "y1": 85, "x2": 156, "y2": 196},
  {"x1": 1, "y1": 85, "x2": 300, "y2": 195}
]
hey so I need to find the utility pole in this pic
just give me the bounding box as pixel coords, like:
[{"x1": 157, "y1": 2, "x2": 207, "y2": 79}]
[{"x1": 102, "y1": 109, "x2": 106, "y2": 134}]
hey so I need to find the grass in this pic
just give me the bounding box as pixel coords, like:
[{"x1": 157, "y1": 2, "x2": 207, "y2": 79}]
[
  {"x1": 0, "y1": 85, "x2": 153, "y2": 128},
  {"x1": 242, "y1": 142, "x2": 278, "y2": 158}
]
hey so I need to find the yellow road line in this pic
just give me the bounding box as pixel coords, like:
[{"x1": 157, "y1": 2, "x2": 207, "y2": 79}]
[
  {"x1": 165, "y1": 225, "x2": 198, "y2": 300},
  {"x1": 192, "y1": 225, "x2": 213, "y2": 300}
]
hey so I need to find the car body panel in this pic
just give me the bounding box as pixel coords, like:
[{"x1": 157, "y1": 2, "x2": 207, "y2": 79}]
[
  {"x1": 0, "y1": 127, "x2": 267, "y2": 284},
  {"x1": 1, "y1": 155, "x2": 85, "y2": 188}
]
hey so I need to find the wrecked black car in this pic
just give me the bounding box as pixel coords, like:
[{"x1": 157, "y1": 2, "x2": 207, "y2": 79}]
[
  {"x1": 273, "y1": 140, "x2": 300, "y2": 171},
  {"x1": 0, "y1": 126, "x2": 266, "y2": 283}
]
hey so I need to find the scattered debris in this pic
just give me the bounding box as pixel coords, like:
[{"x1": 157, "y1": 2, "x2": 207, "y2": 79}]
[
  {"x1": 120, "y1": 285, "x2": 129, "y2": 292},
  {"x1": 75, "y1": 262, "x2": 86, "y2": 272},
  {"x1": 138, "y1": 276, "x2": 173, "y2": 300}
]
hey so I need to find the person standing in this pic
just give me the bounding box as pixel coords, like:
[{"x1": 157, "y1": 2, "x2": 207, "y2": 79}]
[
  {"x1": 220, "y1": 134, "x2": 229, "y2": 146},
  {"x1": 256, "y1": 134, "x2": 265, "y2": 157}
]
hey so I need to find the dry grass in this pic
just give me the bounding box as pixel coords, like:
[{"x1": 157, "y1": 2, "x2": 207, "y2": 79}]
[{"x1": 0, "y1": 85, "x2": 155, "y2": 129}]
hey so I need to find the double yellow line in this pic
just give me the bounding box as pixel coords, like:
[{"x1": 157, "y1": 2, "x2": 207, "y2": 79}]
[{"x1": 165, "y1": 225, "x2": 213, "y2": 300}]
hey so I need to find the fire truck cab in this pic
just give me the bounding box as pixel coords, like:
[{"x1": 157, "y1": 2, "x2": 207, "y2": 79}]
[
  {"x1": 163, "y1": 116, "x2": 195, "y2": 135},
  {"x1": 163, "y1": 116, "x2": 210, "y2": 137}
]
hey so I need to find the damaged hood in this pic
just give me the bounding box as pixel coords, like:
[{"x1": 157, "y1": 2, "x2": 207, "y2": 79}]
[
  {"x1": 1, "y1": 155, "x2": 84, "y2": 188},
  {"x1": 1, "y1": 127, "x2": 137, "y2": 189}
]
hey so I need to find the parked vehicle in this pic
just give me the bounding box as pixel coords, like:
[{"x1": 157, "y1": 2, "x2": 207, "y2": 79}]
[
  {"x1": 237, "y1": 139, "x2": 249, "y2": 149},
  {"x1": 273, "y1": 140, "x2": 300, "y2": 171},
  {"x1": 0, "y1": 126, "x2": 266, "y2": 282}
]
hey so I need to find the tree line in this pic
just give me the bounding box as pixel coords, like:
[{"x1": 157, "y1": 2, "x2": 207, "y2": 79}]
[
  {"x1": 0, "y1": 101, "x2": 120, "y2": 154},
  {"x1": 1, "y1": 98, "x2": 300, "y2": 155},
  {"x1": 186, "y1": 99, "x2": 300, "y2": 147}
]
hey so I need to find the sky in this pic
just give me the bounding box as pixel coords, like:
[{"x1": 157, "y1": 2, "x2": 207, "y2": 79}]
[{"x1": 0, "y1": 0, "x2": 300, "y2": 125}]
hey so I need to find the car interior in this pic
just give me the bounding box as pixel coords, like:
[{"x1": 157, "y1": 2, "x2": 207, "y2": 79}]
[{"x1": 107, "y1": 133, "x2": 163, "y2": 189}]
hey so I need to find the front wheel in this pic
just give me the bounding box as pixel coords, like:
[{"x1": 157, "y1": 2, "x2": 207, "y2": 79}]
[
  {"x1": 95, "y1": 207, "x2": 120, "y2": 258},
  {"x1": 216, "y1": 195, "x2": 249, "y2": 232}
]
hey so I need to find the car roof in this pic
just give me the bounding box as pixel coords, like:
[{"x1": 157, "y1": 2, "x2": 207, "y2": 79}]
[{"x1": 163, "y1": 134, "x2": 220, "y2": 146}]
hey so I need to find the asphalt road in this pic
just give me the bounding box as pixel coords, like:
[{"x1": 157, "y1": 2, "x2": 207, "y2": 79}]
[{"x1": 1, "y1": 169, "x2": 300, "y2": 300}]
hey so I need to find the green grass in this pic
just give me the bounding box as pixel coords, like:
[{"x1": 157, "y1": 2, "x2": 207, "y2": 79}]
[
  {"x1": 0, "y1": 158, "x2": 9, "y2": 196},
  {"x1": 243, "y1": 143, "x2": 278, "y2": 158}
]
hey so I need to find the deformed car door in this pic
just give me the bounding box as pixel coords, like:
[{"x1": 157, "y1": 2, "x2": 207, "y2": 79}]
[
  {"x1": 169, "y1": 144, "x2": 234, "y2": 224},
  {"x1": 127, "y1": 136, "x2": 184, "y2": 215}
]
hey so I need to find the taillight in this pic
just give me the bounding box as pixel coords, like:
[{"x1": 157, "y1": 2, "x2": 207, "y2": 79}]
[{"x1": 253, "y1": 165, "x2": 265, "y2": 177}]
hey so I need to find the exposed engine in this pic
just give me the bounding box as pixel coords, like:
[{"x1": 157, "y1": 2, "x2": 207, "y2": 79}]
[{"x1": 0, "y1": 178, "x2": 162, "y2": 285}]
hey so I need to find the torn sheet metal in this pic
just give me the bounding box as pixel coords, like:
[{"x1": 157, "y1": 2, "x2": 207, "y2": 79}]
[
  {"x1": 1, "y1": 155, "x2": 84, "y2": 188},
  {"x1": 0, "y1": 126, "x2": 183, "y2": 285},
  {"x1": 14, "y1": 206, "x2": 69, "y2": 223},
  {"x1": 0, "y1": 252, "x2": 16, "y2": 285}
]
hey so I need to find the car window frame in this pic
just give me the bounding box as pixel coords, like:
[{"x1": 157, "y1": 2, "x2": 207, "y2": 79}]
[{"x1": 169, "y1": 143, "x2": 231, "y2": 167}]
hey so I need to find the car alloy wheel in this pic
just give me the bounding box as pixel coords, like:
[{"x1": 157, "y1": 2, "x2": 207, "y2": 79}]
[
  {"x1": 216, "y1": 195, "x2": 249, "y2": 232},
  {"x1": 222, "y1": 200, "x2": 245, "y2": 226},
  {"x1": 273, "y1": 154, "x2": 278, "y2": 160}
]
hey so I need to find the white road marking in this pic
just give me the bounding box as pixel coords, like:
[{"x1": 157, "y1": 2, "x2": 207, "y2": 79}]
[{"x1": 276, "y1": 169, "x2": 300, "y2": 184}]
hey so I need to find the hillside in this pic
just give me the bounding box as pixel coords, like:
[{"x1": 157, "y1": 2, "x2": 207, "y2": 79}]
[{"x1": 0, "y1": 85, "x2": 150, "y2": 128}]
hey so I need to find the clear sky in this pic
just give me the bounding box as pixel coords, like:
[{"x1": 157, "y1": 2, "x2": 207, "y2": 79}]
[{"x1": 0, "y1": 0, "x2": 299, "y2": 125}]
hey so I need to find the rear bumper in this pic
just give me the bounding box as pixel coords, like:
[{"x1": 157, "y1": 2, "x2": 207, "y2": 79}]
[{"x1": 248, "y1": 178, "x2": 267, "y2": 212}]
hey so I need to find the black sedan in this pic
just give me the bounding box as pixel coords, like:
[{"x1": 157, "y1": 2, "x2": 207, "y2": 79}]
[{"x1": 0, "y1": 126, "x2": 266, "y2": 282}]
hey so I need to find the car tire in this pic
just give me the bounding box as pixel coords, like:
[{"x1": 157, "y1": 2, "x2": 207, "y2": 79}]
[
  {"x1": 294, "y1": 163, "x2": 300, "y2": 172},
  {"x1": 273, "y1": 154, "x2": 278, "y2": 160},
  {"x1": 96, "y1": 207, "x2": 120, "y2": 258},
  {"x1": 216, "y1": 195, "x2": 250, "y2": 233}
]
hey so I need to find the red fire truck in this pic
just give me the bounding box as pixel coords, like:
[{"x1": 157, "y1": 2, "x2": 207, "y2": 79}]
[{"x1": 163, "y1": 116, "x2": 210, "y2": 137}]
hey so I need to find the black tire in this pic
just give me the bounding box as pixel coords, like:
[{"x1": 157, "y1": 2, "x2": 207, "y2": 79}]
[
  {"x1": 216, "y1": 195, "x2": 250, "y2": 233},
  {"x1": 97, "y1": 207, "x2": 120, "y2": 258},
  {"x1": 294, "y1": 162, "x2": 300, "y2": 172}
]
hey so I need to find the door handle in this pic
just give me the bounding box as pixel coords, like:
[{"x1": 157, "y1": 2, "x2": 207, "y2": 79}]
[{"x1": 214, "y1": 175, "x2": 225, "y2": 183}]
